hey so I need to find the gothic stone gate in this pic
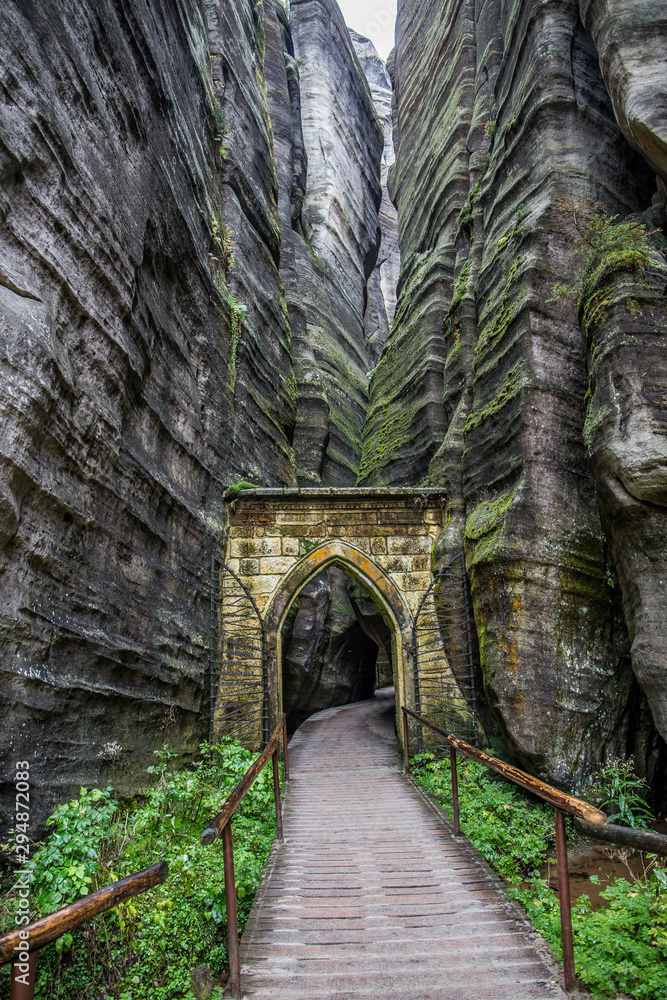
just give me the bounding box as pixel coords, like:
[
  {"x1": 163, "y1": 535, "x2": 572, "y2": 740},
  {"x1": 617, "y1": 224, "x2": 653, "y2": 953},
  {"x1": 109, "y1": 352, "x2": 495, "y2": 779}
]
[{"x1": 213, "y1": 487, "x2": 466, "y2": 750}]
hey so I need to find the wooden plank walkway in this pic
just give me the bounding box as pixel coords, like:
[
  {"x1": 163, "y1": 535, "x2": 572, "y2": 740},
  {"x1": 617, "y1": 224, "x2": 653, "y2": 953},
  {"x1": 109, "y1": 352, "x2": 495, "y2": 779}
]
[{"x1": 239, "y1": 689, "x2": 569, "y2": 999}]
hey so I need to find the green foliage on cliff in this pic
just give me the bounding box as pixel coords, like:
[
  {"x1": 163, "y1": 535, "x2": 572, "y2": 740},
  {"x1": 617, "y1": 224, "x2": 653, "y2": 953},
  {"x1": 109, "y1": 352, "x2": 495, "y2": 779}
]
[
  {"x1": 464, "y1": 487, "x2": 518, "y2": 567},
  {"x1": 552, "y1": 205, "x2": 654, "y2": 336},
  {"x1": 411, "y1": 753, "x2": 667, "y2": 1000},
  {"x1": 228, "y1": 297, "x2": 247, "y2": 393},
  {"x1": 211, "y1": 101, "x2": 235, "y2": 160},
  {"x1": 578, "y1": 214, "x2": 652, "y2": 334},
  {"x1": 0, "y1": 742, "x2": 278, "y2": 1000}
]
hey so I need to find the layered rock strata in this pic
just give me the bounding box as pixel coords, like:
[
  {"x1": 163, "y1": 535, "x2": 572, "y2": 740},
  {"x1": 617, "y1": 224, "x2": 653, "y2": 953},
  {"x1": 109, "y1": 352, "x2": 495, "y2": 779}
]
[
  {"x1": 581, "y1": 193, "x2": 667, "y2": 747},
  {"x1": 267, "y1": 2, "x2": 391, "y2": 716},
  {"x1": 362, "y1": 0, "x2": 667, "y2": 788},
  {"x1": 0, "y1": 0, "x2": 389, "y2": 830},
  {"x1": 350, "y1": 29, "x2": 401, "y2": 364},
  {"x1": 286, "y1": 0, "x2": 385, "y2": 486},
  {"x1": 0, "y1": 0, "x2": 298, "y2": 829}
]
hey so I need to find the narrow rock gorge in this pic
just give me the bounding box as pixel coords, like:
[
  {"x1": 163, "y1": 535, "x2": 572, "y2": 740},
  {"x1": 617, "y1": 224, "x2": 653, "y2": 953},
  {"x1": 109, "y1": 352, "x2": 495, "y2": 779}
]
[{"x1": 1, "y1": 0, "x2": 666, "y2": 830}]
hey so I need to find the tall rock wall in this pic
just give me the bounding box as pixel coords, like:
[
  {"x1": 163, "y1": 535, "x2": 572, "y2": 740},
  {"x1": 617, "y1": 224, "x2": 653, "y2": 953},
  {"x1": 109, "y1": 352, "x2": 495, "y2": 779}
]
[
  {"x1": 362, "y1": 0, "x2": 667, "y2": 790},
  {"x1": 350, "y1": 30, "x2": 401, "y2": 366},
  {"x1": 0, "y1": 0, "x2": 298, "y2": 829},
  {"x1": 0, "y1": 0, "x2": 389, "y2": 831},
  {"x1": 286, "y1": 0, "x2": 385, "y2": 486}
]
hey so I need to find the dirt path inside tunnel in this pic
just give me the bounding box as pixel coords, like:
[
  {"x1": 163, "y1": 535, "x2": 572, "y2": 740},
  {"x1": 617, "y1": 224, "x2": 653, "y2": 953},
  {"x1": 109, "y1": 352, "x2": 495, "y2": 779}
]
[{"x1": 238, "y1": 690, "x2": 571, "y2": 999}]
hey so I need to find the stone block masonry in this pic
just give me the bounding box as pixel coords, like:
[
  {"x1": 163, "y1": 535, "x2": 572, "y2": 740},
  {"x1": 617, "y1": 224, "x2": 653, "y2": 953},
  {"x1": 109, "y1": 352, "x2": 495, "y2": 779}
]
[
  {"x1": 215, "y1": 488, "x2": 448, "y2": 744},
  {"x1": 223, "y1": 488, "x2": 446, "y2": 620}
]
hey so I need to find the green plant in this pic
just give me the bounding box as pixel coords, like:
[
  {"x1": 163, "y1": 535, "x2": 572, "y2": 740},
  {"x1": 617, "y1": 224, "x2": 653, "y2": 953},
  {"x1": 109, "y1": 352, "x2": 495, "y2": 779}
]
[
  {"x1": 0, "y1": 785, "x2": 121, "y2": 964},
  {"x1": 552, "y1": 202, "x2": 654, "y2": 334},
  {"x1": 210, "y1": 224, "x2": 235, "y2": 274},
  {"x1": 588, "y1": 756, "x2": 654, "y2": 829},
  {"x1": 226, "y1": 478, "x2": 260, "y2": 499},
  {"x1": 0, "y1": 741, "x2": 278, "y2": 1000},
  {"x1": 211, "y1": 103, "x2": 235, "y2": 160},
  {"x1": 228, "y1": 297, "x2": 247, "y2": 392},
  {"x1": 483, "y1": 118, "x2": 497, "y2": 141},
  {"x1": 578, "y1": 213, "x2": 651, "y2": 333},
  {"x1": 570, "y1": 869, "x2": 667, "y2": 999}
]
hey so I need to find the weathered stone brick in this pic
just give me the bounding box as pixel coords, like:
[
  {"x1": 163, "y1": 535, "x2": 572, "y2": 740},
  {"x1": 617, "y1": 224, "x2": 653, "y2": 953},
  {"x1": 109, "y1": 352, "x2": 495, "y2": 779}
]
[
  {"x1": 370, "y1": 537, "x2": 387, "y2": 555},
  {"x1": 383, "y1": 510, "x2": 422, "y2": 523},
  {"x1": 386, "y1": 556, "x2": 409, "y2": 574},
  {"x1": 412, "y1": 554, "x2": 431, "y2": 572},
  {"x1": 230, "y1": 537, "x2": 281, "y2": 558},
  {"x1": 245, "y1": 574, "x2": 282, "y2": 596},
  {"x1": 239, "y1": 558, "x2": 260, "y2": 575},
  {"x1": 400, "y1": 572, "x2": 432, "y2": 592},
  {"x1": 227, "y1": 526, "x2": 253, "y2": 538},
  {"x1": 324, "y1": 510, "x2": 377, "y2": 524},
  {"x1": 259, "y1": 556, "x2": 295, "y2": 575},
  {"x1": 387, "y1": 536, "x2": 427, "y2": 554},
  {"x1": 282, "y1": 537, "x2": 300, "y2": 556},
  {"x1": 350, "y1": 537, "x2": 371, "y2": 553},
  {"x1": 276, "y1": 511, "x2": 321, "y2": 524}
]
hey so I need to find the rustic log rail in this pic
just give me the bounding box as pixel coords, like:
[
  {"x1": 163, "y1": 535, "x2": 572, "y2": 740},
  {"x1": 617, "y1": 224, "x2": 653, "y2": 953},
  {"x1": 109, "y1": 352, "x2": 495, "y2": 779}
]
[
  {"x1": 199, "y1": 714, "x2": 289, "y2": 999},
  {"x1": 0, "y1": 862, "x2": 168, "y2": 1000},
  {"x1": 402, "y1": 705, "x2": 667, "y2": 992},
  {"x1": 402, "y1": 706, "x2": 592, "y2": 993}
]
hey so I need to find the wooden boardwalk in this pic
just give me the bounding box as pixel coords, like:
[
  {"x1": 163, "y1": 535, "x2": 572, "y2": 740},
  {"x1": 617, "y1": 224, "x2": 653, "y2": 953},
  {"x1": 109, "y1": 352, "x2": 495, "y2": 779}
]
[{"x1": 239, "y1": 690, "x2": 569, "y2": 999}]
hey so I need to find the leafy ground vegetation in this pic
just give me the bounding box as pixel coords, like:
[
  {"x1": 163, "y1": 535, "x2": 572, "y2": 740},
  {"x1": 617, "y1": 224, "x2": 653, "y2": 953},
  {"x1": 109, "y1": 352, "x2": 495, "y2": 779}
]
[
  {"x1": 411, "y1": 753, "x2": 667, "y2": 1000},
  {"x1": 0, "y1": 742, "x2": 278, "y2": 1000}
]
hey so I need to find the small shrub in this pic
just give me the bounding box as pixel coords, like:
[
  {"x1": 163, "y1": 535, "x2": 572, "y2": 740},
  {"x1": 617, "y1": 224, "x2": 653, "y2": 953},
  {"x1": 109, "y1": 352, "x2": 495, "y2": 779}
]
[
  {"x1": 228, "y1": 297, "x2": 247, "y2": 392},
  {"x1": 211, "y1": 103, "x2": 235, "y2": 160},
  {"x1": 587, "y1": 756, "x2": 653, "y2": 829}
]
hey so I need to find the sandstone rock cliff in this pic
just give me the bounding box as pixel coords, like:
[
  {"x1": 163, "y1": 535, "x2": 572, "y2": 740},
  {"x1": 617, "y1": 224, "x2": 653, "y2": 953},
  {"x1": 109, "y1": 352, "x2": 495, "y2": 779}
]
[
  {"x1": 350, "y1": 29, "x2": 401, "y2": 365},
  {"x1": 361, "y1": 0, "x2": 667, "y2": 791},
  {"x1": 0, "y1": 0, "x2": 390, "y2": 829}
]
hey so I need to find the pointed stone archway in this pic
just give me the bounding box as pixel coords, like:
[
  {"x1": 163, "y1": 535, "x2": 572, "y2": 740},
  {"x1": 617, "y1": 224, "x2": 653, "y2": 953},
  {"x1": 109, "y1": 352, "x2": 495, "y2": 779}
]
[
  {"x1": 213, "y1": 487, "x2": 448, "y2": 746},
  {"x1": 263, "y1": 538, "x2": 413, "y2": 732}
]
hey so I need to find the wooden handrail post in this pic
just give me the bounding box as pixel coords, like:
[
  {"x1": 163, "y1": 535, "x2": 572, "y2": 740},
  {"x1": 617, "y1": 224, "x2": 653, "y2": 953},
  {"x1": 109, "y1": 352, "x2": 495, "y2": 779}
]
[
  {"x1": 282, "y1": 716, "x2": 290, "y2": 781},
  {"x1": 222, "y1": 823, "x2": 241, "y2": 999},
  {"x1": 272, "y1": 748, "x2": 284, "y2": 842},
  {"x1": 10, "y1": 951, "x2": 37, "y2": 1000},
  {"x1": 450, "y1": 746, "x2": 460, "y2": 836},
  {"x1": 555, "y1": 808, "x2": 576, "y2": 992},
  {"x1": 402, "y1": 708, "x2": 410, "y2": 772}
]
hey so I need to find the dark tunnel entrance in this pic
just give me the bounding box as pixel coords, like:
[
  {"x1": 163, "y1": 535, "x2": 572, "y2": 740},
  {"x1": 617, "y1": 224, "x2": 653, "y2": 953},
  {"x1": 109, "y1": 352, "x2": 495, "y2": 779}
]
[{"x1": 280, "y1": 565, "x2": 394, "y2": 735}]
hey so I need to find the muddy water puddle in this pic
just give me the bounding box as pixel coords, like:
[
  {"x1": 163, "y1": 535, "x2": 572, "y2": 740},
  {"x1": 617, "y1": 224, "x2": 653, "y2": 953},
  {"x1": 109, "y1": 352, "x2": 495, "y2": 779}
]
[{"x1": 540, "y1": 823, "x2": 667, "y2": 910}]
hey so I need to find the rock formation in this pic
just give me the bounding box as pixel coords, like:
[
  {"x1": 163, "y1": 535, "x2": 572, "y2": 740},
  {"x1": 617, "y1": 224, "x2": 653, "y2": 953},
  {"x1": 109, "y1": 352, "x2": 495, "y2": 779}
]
[
  {"x1": 266, "y1": 4, "x2": 391, "y2": 722},
  {"x1": 1, "y1": 0, "x2": 666, "y2": 830},
  {"x1": 0, "y1": 0, "x2": 388, "y2": 830},
  {"x1": 350, "y1": 29, "x2": 401, "y2": 365},
  {"x1": 362, "y1": 0, "x2": 667, "y2": 791}
]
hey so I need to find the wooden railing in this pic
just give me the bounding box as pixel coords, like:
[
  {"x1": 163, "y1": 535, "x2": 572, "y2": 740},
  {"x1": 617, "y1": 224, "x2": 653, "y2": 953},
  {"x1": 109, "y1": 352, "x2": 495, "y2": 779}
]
[
  {"x1": 0, "y1": 716, "x2": 289, "y2": 1000},
  {"x1": 401, "y1": 706, "x2": 667, "y2": 993},
  {"x1": 199, "y1": 714, "x2": 289, "y2": 999},
  {"x1": 0, "y1": 863, "x2": 168, "y2": 1000}
]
